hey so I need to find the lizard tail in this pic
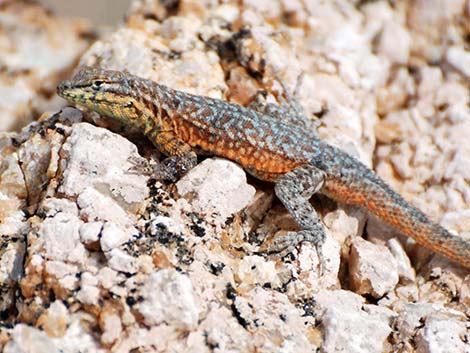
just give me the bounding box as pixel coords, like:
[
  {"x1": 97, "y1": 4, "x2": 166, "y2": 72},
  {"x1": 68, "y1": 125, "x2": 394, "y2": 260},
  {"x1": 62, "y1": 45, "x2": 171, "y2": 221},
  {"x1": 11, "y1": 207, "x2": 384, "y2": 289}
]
[{"x1": 324, "y1": 175, "x2": 470, "y2": 268}]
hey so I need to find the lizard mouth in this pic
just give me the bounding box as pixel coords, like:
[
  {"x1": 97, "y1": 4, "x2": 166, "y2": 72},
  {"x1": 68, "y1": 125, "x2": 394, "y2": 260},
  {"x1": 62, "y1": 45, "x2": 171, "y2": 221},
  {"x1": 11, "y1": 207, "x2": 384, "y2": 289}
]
[
  {"x1": 57, "y1": 80, "x2": 72, "y2": 94},
  {"x1": 57, "y1": 80, "x2": 76, "y2": 99},
  {"x1": 57, "y1": 81, "x2": 97, "y2": 105}
]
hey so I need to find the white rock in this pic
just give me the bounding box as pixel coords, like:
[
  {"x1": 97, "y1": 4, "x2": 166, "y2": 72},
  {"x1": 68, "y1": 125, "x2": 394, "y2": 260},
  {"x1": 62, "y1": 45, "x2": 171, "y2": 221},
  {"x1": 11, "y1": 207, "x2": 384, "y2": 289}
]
[
  {"x1": 81, "y1": 271, "x2": 99, "y2": 286},
  {"x1": 58, "y1": 275, "x2": 79, "y2": 292},
  {"x1": 76, "y1": 285, "x2": 100, "y2": 306},
  {"x1": 441, "y1": 210, "x2": 470, "y2": 235},
  {"x1": 415, "y1": 314, "x2": 467, "y2": 353},
  {"x1": 0, "y1": 208, "x2": 27, "y2": 238},
  {"x1": 349, "y1": 237, "x2": 399, "y2": 298},
  {"x1": 37, "y1": 300, "x2": 69, "y2": 337},
  {"x1": 77, "y1": 187, "x2": 135, "y2": 228},
  {"x1": 150, "y1": 215, "x2": 185, "y2": 235},
  {"x1": 79, "y1": 28, "x2": 155, "y2": 80},
  {"x1": 0, "y1": 239, "x2": 25, "y2": 311},
  {"x1": 17, "y1": 130, "x2": 58, "y2": 206},
  {"x1": 396, "y1": 303, "x2": 468, "y2": 353},
  {"x1": 417, "y1": 66, "x2": 443, "y2": 98},
  {"x1": 315, "y1": 290, "x2": 394, "y2": 353},
  {"x1": 101, "y1": 312, "x2": 123, "y2": 346},
  {"x1": 446, "y1": 46, "x2": 470, "y2": 78},
  {"x1": 435, "y1": 81, "x2": 468, "y2": 107},
  {"x1": 377, "y1": 67, "x2": 414, "y2": 115},
  {"x1": 315, "y1": 289, "x2": 365, "y2": 311},
  {"x1": 96, "y1": 267, "x2": 119, "y2": 289},
  {"x1": 161, "y1": 17, "x2": 201, "y2": 53},
  {"x1": 40, "y1": 198, "x2": 79, "y2": 217},
  {"x1": 79, "y1": 221, "x2": 103, "y2": 245},
  {"x1": 176, "y1": 158, "x2": 256, "y2": 218},
  {"x1": 199, "y1": 305, "x2": 253, "y2": 352},
  {"x1": 445, "y1": 147, "x2": 470, "y2": 181},
  {"x1": 100, "y1": 222, "x2": 133, "y2": 252},
  {"x1": 235, "y1": 255, "x2": 278, "y2": 287},
  {"x1": 44, "y1": 261, "x2": 79, "y2": 279},
  {"x1": 213, "y1": 4, "x2": 240, "y2": 23},
  {"x1": 39, "y1": 213, "x2": 86, "y2": 264},
  {"x1": 59, "y1": 123, "x2": 149, "y2": 210},
  {"x1": 0, "y1": 76, "x2": 36, "y2": 131},
  {"x1": 53, "y1": 314, "x2": 106, "y2": 353},
  {"x1": 0, "y1": 2, "x2": 90, "y2": 130},
  {"x1": 30, "y1": 254, "x2": 44, "y2": 267},
  {"x1": 137, "y1": 269, "x2": 199, "y2": 328},
  {"x1": 232, "y1": 287, "x2": 316, "y2": 350},
  {"x1": 376, "y1": 20, "x2": 411, "y2": 65},
  {"x1": 107, "y1": 249, "x2": 138, "y2": 274},
  {"x1": 387, "y1": 238, "x2": 416, "y2": 282},
  {"x1": 3, "y1": 324, "x2": 60, "y2": 353},
  {"x1": 297, "y1": 233, "x2": 341, "y2": 289},
  {"x1": 445, "y1": 103, "x2": 470, "y2": 124},
  {"x1": 0, "y1": 239, "x2": 25, "y2": 283},
  {"x1": 460, "y1": 274, "x2": 470, "y2": 308},
  {"x1": 243, "y1": 0, "x2": 282, "y2": 21},
  {"x1": 323, "y1": 207, "x2": 363, "y2": 244}
]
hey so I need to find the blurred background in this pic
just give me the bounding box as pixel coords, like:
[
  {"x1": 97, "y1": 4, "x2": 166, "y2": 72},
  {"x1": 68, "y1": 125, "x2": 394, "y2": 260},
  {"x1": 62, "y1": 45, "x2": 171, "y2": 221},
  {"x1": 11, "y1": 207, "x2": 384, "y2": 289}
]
[{"x1": 39, "y1": 0, "x2": 131, "y2": 25}]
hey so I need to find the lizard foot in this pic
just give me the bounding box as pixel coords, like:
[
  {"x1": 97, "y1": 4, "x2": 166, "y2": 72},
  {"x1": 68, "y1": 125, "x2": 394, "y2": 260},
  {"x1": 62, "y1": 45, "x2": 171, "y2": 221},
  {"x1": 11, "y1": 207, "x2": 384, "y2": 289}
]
[
  {"x1": 264, "y1": 227, "x2": 326, "y2": 275},
  {"x1": 127, "y1": 155, "x2": 153, "y2": 176},
  {"x1": 152, "y1": 153, "x2": 198, "y2": 182},
  {"x1": 151, "y1": 157, "x2": 181, "y2": 182},
  {"x1": 126, "y1": 155, "x2": 178, "y2": 181},
  {"x1": 127, "y1": 152, "x2": 196, "y2": 182}
]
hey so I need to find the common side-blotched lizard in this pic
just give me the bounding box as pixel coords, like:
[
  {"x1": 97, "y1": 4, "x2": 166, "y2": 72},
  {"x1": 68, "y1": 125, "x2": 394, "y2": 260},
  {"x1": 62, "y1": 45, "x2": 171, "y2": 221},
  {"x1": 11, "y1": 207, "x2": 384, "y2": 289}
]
[{"x1": 57, "y1": 67, "x2": 470, "y2": 269}]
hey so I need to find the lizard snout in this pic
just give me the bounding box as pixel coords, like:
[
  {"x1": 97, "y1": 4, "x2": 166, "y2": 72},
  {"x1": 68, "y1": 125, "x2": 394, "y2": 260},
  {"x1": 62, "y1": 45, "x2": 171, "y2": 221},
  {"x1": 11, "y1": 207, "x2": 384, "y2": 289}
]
[{"x1": 57, "y1": 80, "x2": 72, "y2": 96}]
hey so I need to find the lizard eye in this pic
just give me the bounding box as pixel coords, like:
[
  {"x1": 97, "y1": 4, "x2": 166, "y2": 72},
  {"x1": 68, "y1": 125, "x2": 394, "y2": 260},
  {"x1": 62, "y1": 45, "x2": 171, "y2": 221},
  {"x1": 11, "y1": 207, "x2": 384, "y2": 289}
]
[{"x1": 91, "y1": 80, "x2": 103, "y2": 90}]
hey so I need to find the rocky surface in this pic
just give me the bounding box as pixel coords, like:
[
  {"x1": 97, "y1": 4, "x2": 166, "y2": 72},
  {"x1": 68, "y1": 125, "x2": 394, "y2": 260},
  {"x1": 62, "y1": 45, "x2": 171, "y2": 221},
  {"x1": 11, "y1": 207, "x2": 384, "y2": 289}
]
[
  {"x1": 1, "y1": 1, "x2": 470, "y2": 352},
  {"x1": 0, "y1": 0, "x2": 94, "y2": 132}
]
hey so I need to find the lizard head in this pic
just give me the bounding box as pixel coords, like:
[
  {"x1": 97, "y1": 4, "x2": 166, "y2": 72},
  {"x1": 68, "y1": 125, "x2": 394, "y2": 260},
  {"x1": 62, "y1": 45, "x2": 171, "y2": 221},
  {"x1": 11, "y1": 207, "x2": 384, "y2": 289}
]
[{"x1": 57, "y1": 66, "x2": 145, "y2": 129}]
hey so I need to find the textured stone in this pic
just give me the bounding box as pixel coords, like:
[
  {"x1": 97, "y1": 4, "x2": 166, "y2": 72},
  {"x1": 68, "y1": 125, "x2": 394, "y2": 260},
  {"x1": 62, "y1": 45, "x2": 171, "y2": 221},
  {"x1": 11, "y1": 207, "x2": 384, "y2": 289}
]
[
  {"x1": 3, "y1": 324, "x2": 60, "y2": 353},
  {"x1": 100, "y1": 222, "x2": 133, "y2": 252},
  {"x1": 234, "y1": 255, "x2": 278, "y2": 288},
  {"x1": 37, "y1": 212, "x2": 86, "y2": 264},
  {"x1": 36, "y1": 301, "x2": 69, "y2": 338},
  {"x1": 59, "y1": 123, "x2": 149, "y2": 214},
  {"x1": 176, "y1": 158, "x2": 256, "y2": 218},
  {"x1": 396, "y1": 303, "x2": 468, "y2": 353},
  {"x1": 106, "y1": 249, "x2": 138, "y2": 274},
  {"x1": 0, "y1": 237, "x2": 26, "y2": 312},
  {"x1": 137, "y1": 269, "x2": 199, "y2": 328},
  {"x1": 0, "y1": 1, "x2": 91, "y2": 131},
  {"x1": 79, "y1": 221, "x2": 103, "y2": 245},
  {"x1": 376, "y1": 20, "x2": 411, "y2": 65},
  {"x1": 315, "y1": 290, "x2": 394, "y2": 353},
  {"x1": 349, "y1": 237, "x2": 399, "y2": 298}
]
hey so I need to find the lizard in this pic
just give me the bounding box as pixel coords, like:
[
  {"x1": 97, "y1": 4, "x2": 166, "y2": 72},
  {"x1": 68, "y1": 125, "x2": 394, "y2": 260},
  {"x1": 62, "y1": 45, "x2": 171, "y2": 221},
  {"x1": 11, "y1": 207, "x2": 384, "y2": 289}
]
[{"x1": 57, "y1": 66, "x2": 470, "y2": 269}]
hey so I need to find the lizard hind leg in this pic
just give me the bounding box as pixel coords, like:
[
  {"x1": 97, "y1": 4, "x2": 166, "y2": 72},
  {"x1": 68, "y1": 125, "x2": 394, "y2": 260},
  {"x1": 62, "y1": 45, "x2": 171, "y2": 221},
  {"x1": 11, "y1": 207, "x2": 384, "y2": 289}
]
[{"x1": 267, "y1": 164, "x2": 327, "y2": 270}]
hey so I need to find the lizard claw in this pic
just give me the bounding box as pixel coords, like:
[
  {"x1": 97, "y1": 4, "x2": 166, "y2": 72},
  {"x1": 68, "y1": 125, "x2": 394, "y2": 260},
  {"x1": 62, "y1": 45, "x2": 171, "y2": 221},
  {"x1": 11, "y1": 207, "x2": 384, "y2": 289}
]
[
  {"x1": 262, "y1": 229, "x2": 326, "y2": 275},
  {"x1": 126, "y1": 154, "x2": 194, "y2": 182},
  {"x1": 264, "y1": 230, "x2": 304, "y2": 255},
  {"x1": 127, "y1": 155, "x2": 153, "y2": 176}
]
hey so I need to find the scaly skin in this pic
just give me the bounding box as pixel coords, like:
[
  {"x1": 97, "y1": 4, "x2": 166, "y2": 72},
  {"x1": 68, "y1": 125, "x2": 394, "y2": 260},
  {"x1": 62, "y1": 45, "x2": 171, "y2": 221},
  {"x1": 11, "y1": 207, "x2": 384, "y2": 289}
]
[{"x1": 57, "y1": 67, "x2": 470, "y2": 268}]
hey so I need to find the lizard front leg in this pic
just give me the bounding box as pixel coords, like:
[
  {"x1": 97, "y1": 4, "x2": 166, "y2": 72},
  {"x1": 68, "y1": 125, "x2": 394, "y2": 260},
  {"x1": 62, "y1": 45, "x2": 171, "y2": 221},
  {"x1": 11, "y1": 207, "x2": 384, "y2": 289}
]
[
  {"x1": 267, "y1": 164, "x2": 327, "y2": 269},
  {"x1": 132, "y1": 131, "x2": 197, "y2": 182}
]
